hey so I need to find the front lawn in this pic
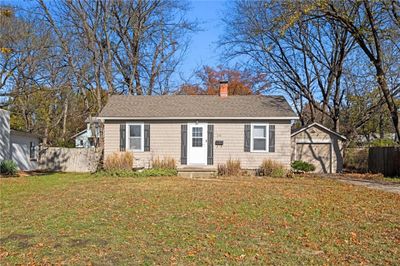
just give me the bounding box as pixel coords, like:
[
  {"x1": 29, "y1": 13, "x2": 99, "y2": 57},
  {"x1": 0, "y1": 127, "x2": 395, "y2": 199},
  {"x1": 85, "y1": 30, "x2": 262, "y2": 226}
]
[{"x1": 1, "y1": 174, "x2": 399, "y2": 264}]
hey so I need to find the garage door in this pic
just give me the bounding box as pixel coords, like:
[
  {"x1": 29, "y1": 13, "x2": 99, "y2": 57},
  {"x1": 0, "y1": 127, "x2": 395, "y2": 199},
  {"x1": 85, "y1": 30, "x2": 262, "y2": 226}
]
[{"x1": 296, "y1": 143, "x2": 331, "y2": 173}]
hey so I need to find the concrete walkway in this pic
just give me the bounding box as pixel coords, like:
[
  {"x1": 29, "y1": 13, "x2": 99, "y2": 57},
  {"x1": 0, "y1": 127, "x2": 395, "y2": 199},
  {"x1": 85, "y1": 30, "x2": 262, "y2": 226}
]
[{"x1": 334, "y1": 178, "x2": 400, "y2": 194}]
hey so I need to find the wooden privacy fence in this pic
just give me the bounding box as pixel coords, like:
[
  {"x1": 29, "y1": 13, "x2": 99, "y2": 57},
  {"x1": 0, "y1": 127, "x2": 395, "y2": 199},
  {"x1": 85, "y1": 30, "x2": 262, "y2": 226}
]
[
  {"x1": 368, "y1": 147, "x2": 400, "y2": 177},
  {"x1": 39, "y1": 147, "x2": 100, "y2": 173}
]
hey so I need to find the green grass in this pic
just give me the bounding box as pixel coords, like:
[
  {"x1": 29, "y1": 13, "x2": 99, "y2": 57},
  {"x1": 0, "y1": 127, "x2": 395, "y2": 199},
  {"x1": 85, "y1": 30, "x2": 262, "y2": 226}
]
[
  {"x1": 1, "y1": 173, "x2": 399, "y2": 264},
  {"x1": 384, "y1": 177, "x2": 400, "y2": 183}
]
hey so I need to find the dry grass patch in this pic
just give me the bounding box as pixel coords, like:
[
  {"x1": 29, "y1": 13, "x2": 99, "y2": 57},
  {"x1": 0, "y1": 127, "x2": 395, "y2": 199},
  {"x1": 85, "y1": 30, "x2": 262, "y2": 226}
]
[{"x1": 0, "y1": 173, "x2": 399, "y2": 264}]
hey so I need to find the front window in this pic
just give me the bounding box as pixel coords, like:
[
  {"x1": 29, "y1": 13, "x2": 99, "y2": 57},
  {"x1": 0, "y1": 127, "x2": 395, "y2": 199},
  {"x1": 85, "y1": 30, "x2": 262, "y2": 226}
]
[
  {"x1": 252, "y1": 124, "x2": 268, "y2": 151},
  {"x1": 128, "y1": 124, "x2": 143, "y2": 151}
]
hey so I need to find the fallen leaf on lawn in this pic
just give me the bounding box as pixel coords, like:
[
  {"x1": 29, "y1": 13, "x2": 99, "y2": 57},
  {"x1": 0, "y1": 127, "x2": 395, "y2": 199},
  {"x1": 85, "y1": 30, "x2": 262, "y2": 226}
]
[{"x1": 0, "y1": 251, "x2": 9, "y2": 258}]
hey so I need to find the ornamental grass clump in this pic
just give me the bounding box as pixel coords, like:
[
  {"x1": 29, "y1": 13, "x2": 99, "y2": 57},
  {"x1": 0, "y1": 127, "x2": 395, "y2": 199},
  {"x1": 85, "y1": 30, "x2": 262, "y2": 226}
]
[
  {"x1": 100, "y1": 154, "x2": 178, "y2": 177},
  {"x1": 258, "y1": 159, "x2": 287, "y2": 178},
  {"x1": 104, "y1": 152, "x2": 133, "y2": 170},
  {"x1": 97, "y1": 168, "x2": 177, "y2": 177},
  {"x1": 218, "y1": 158, "x2": 242, "y2": 176},
  {"x1": 152, "y1": 157, "x2": 177, "y2": 169}
]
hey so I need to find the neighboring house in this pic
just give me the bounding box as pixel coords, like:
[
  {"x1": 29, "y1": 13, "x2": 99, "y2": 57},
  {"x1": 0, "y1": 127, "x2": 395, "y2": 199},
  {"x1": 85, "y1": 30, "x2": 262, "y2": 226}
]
[
  {"x1": 72, "y1": 118, "x2": 101, "y2": 148},
  {"x1": 291, "y1": 123, "x2": 346, "y2": 173},
  {"x1": 0, "y1": 109, "x2": 11, "y2": 162},
  {"x1": 10, "y1": 130, "x2": 40, "y2": 171},
  {"x1": 0, "y1": 109, "x2": 40, "y2": 171},
  {"x1": 98, "y1": 82, "x2": 298, "y2": 170}
]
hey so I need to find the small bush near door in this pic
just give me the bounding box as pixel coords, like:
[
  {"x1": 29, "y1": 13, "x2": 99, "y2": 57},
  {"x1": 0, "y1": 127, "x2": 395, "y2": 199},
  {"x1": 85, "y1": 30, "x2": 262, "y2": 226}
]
[
  {"x1": 104, "y1": 152, "x2": 134, "y2": 170},
  {"x1": 0, "y1": 160, "x2": 18, "y2": 176},
  {"x1": 258, "y1": 159, "x2": 288, "y2": 178},
  {"x1": 218, "y1": 159, "x2": 242, "y2": 176},
  {"x1": 291, "y1": 160, "x2": 316, "y2": 172}
]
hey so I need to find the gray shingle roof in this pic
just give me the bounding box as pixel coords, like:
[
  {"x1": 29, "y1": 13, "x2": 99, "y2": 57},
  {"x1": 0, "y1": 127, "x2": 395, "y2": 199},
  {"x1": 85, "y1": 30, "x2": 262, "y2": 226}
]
[{"x1": 99, "y1": 95, "x2": 297, "y2": 119}]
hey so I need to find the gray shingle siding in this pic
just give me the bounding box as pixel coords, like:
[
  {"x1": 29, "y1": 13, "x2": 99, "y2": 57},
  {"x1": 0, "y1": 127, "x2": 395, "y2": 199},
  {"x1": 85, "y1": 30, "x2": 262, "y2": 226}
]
[{"x1": 104, "y1": 120, "x2": 292, "y2": 169}]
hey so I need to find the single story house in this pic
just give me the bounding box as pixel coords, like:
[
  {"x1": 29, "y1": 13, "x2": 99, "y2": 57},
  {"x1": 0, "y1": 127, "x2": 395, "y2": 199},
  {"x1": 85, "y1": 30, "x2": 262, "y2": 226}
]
[
  {"x1": 98, "y1": 82, "x2": 298, "y2": 171},
  {"x1": 291, "y1": 123, "x2": 346, "y2": 173},
  {"x1": 72, "y1": 118, "x2": 101, "y2": 148},
  {"x1": 0, "y1": 109, "x2": 40, "y2": 171}
]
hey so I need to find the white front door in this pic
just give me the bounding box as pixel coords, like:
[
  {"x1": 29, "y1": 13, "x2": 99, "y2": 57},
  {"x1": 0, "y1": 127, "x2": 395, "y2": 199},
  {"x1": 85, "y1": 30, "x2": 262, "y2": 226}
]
[{"x1": 188, "y1": 123, "x2": 207, "y2": 165}]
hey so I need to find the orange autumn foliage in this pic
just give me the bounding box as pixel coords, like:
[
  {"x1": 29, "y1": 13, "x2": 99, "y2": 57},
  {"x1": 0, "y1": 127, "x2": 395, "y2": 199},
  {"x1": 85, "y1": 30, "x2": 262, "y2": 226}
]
[{"x1": 177, "y1": 65, "x2": 269, "y2": 95}]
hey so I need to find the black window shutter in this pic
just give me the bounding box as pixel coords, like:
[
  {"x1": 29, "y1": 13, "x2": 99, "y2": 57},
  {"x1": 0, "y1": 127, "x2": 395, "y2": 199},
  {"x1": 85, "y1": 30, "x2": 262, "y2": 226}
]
[
  {"x1": 269, "y1": 125, "x2": 275, "y2": 152},
  {"x1": 181, "y1": 124, "x2": 187, "y2": 165},
  {"x1": 144, "y1": 124, "x2": 150, "y2": 151},
  {"x1": 120, "y1": 124, "x2": 126, "y2": 151},
  {"x1": 207, "y1": 124, "x2": 214, "y2": 165},
  {"x1": 244, "y1": 124, "x2": 251, "y2": 152}
]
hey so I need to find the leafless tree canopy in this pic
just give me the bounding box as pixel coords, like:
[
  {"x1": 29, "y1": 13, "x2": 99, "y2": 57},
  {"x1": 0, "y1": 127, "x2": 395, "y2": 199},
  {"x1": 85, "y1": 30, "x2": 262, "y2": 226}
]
[
  {"x1": 0, "y1": 0, "x2": 196, "y2": 146},
  {"x1": 221, "y1": 0, "x2": 400, "y2": 142}
]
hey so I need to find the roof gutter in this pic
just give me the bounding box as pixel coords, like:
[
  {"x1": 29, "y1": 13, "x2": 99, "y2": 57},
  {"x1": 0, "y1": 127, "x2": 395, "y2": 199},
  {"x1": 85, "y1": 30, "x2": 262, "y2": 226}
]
[{"x1": 98, "y1": 116, "x2": 299, "y2": 120}]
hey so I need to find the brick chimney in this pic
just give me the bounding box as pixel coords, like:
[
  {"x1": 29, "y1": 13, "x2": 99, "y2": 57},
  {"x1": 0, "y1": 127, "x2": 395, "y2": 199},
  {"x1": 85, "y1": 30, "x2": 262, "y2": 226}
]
[{"x1": 219, "y1": 81, "x2": 228, "y2": 97}]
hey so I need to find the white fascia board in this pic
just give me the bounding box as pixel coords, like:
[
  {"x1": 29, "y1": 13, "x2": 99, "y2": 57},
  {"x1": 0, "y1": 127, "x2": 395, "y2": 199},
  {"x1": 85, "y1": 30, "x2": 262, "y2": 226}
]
[{"x1": 98, "y1": 116, "x2": 299, "y2": 120}]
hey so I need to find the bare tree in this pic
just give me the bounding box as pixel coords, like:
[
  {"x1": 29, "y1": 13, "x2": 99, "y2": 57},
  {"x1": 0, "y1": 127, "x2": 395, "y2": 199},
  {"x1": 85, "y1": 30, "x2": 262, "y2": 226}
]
[
  {"x1": 278, "y1": 0, "x2": 400, "y2": 140},
  {"x1": 322, "y1": 1, "x2": 400, "y2": 141},
  {"x1": 109, "y1": 0, "x2": 195, "y2": 95},
  {"x1": 0, "y1": 6, "x2": 50, "y2": 98},
  {"x1": 221, "y1": 0, "x2": 355, "y2": 131}
]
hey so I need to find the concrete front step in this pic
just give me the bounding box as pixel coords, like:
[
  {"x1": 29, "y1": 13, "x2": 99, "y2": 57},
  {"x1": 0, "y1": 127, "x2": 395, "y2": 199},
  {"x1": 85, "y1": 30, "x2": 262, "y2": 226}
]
[{"x1": 177, "y1": 167, "x2": 217, "y2": 178}]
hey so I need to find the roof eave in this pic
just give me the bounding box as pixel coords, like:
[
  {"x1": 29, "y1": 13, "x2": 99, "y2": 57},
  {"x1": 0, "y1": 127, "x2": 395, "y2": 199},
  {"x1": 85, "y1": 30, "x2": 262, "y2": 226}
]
[
  {"x1": 71, "y1": 129, "x2": 88, "y2": 139},
  {"x1": 291, "y1": 122, "x2": 347, "y2": 141},
  {"x1": 98, "y1": 116, "x2": 299, "y2": 120},
  {"x1": 10, "y1": 129, "x2": 40, "y2": 139}
]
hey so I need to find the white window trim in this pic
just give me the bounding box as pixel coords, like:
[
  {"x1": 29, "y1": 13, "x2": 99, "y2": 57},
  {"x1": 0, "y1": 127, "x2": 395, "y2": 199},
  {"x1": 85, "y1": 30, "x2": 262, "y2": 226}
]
[
  {"x1": 250, "y1": 123, "x2": 269, "y2": 153},
  {"x1": 126, "y1": 123, "x2": 144, "y2": 152}
]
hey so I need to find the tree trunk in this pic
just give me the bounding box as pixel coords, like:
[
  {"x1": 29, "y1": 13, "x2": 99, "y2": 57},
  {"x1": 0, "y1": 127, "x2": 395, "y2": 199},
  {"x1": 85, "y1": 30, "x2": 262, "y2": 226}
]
[
  {"x1": 309, "y1": 104, "x2": 315, "y2": 123},
  {"x1": 332, "y1": 117, "x2": 339, "y2": 132},
  {"x1": 62, "y1": 97, "x2": 68, "y2": 141},
  {"x1": 43, "y1": 126, "x2": 48, "y2": 146},
  {"x1": 379, "y1": 111, "x2": 385, "y2": 139},
  {"x1": 375, "y1": 65, "x2": 400, "y2": 142}
]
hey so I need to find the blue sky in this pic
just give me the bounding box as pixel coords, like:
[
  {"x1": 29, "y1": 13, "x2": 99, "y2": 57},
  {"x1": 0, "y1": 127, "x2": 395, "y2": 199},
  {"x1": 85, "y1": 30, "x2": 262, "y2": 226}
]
[{"x1": 180, "y1": 0, "x2": 228, "y2": 80}]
